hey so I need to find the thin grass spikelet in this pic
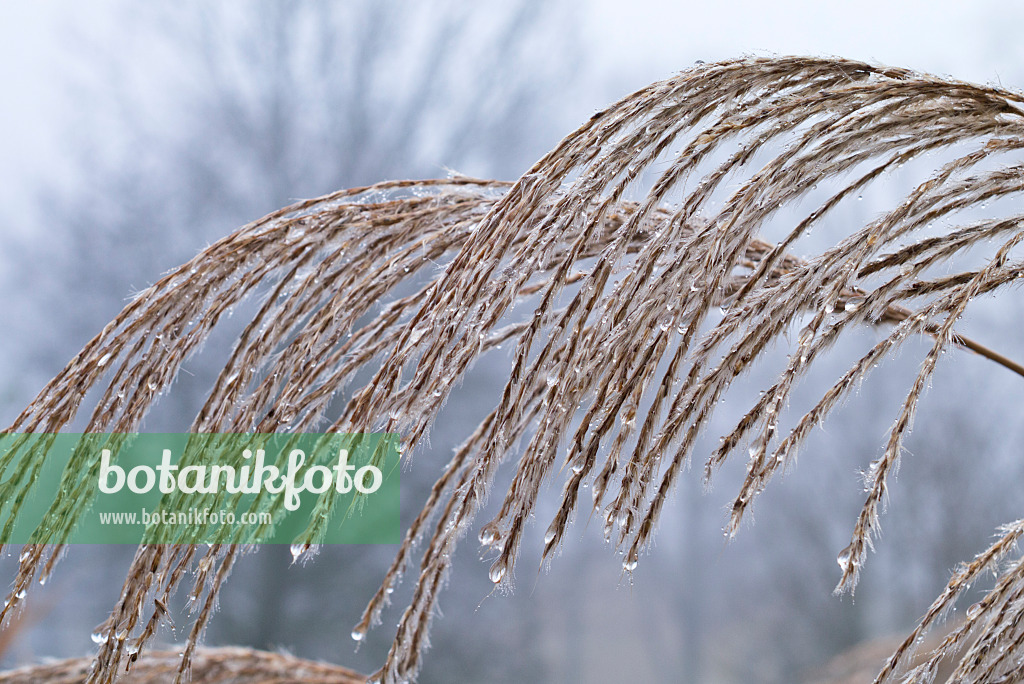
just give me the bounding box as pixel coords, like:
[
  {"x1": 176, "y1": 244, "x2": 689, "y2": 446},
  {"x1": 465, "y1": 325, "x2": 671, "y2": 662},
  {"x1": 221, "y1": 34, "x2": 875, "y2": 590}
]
[{"x1": 4, "y1": 56, "x2": 1024, "y2": 683}]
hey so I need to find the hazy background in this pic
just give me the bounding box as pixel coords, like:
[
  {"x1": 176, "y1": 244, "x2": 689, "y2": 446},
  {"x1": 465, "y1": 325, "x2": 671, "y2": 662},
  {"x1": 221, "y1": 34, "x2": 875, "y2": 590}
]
[{"x1": 1, "y1": 2, "x2": 1022, "y2": 682}]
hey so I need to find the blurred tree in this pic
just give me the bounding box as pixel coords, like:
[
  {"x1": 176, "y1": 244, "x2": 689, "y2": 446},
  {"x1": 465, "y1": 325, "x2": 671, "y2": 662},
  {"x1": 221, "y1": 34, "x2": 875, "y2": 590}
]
[
  {"x1": 1, "y1": 0, "x2": 582, "y2": 418},
  {"x1": 0, "y1": 1, "x2": 579, "y2": 681}
]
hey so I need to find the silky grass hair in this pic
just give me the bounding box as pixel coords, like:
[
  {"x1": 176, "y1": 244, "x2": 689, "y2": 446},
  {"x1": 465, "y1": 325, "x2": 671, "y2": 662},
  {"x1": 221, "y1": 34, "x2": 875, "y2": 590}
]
[{"x1": 4, "y1": 56, "x2": 1024, "y2": 683}]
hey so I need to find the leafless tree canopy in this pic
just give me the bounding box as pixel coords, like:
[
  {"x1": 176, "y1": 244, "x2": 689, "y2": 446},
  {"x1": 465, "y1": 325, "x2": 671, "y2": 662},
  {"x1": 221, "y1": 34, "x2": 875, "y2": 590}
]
[{"x1": 3, "y1": 56, "x2": 1024, "y2": 683}]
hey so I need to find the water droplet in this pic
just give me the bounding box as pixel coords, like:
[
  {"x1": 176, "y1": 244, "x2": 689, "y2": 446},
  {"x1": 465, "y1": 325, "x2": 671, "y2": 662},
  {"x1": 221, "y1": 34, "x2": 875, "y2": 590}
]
[
  {"x1": 867, "y1": 459, "x2": 882, "y2": 478},
  {"x1": 126, "y1": 643, "x2": 139, "y2": 656},
  {"x1": 97, "y1": 353, "x2": 111, "y2": 367},
  {"x1": 966, "y1": 602, "x2": 983, "y2": 620},
  {"x1": 836, "y1": 544, "x2": 855, "y2": 572},
  {"x1": 623, "y1": 550, "x2": 639, "y2": 572},
  {"x1": 289, "y1": 543, "x2": 306, "y2": 561},
  {"x1": 351, "y1": 628, "x2": 366, "y2": 642},
  {"x1": 14, "y1": 590, "x2": 26, "y2": 600},
  {"x1": 90, "y1": 632, "x2": 106, "y2": 644},
  {"x1": 844, "y1": 296, "x2": 866, "y2": 312},
  {"x1": 488, "y1": 559, "x2": 507, "y2": 584},
  {"x1": 545, "y1": 374, "x2": 558, "y2": 388},
  {"x1": 544, "y1": 525, "x2": 557, "y2": 545},
  {"x1": 478, "y1": 523, "x2": 500, "y2": 546}
]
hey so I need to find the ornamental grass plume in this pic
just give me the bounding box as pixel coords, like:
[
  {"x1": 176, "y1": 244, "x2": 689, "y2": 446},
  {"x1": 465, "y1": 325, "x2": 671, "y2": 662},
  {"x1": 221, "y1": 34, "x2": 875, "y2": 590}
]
[
  {"x1": 0, "y1": 647, "x2": 366, "y2": 684},
  {"x1": 3, "y1": 55, "x2": 1024, "y2": 683}
]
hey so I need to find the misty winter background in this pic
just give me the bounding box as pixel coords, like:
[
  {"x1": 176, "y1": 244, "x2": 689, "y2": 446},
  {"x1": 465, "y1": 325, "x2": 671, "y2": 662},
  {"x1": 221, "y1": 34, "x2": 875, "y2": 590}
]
[{"x1": 1, "y1": 2, "x2": 1023, "y2": 682}]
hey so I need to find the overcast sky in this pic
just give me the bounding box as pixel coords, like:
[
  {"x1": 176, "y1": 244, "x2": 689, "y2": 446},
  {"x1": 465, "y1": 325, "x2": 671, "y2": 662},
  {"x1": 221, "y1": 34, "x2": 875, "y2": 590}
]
[
  {"x1": 1, "y1": 1, "x2": 1021, "y2": 233},
  {"x1": 588, "y1": 1, "x2": 1023, "y2": 100}
]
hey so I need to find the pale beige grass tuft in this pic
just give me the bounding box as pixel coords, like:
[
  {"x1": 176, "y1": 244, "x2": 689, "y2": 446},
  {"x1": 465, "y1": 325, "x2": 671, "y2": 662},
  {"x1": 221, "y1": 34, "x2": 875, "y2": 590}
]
[{"x1": 3, "y1": 56, "x2": 1024, "y2": 683}]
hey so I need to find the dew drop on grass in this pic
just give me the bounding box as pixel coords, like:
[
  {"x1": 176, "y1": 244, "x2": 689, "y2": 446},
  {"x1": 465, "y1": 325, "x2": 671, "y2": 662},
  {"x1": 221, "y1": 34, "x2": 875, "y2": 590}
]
[
  {"x1": 351, "y1": 628, "x2": 366, "y2": 642},
  {"x1": 623, "y1": 550, "x2": 639, "y2": 572},
  {"x1": 91, "y1": 632, "x2": 106, "y2": 644},
  {"x1": 478, "y1": 523, "x2": 499, "y2": 546},
  {"x1": 836, "y1": 544, "x2": 855, "y2": 572},
  {"x1": 488, "y1": 559, "x2": 507, "y2": 584},
  {"x1": 966, "y1": 602, "x2": 983, "y2": 620},
  {"x1": 97, "y1": 353, "x2": 111, "y2": 367}
]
